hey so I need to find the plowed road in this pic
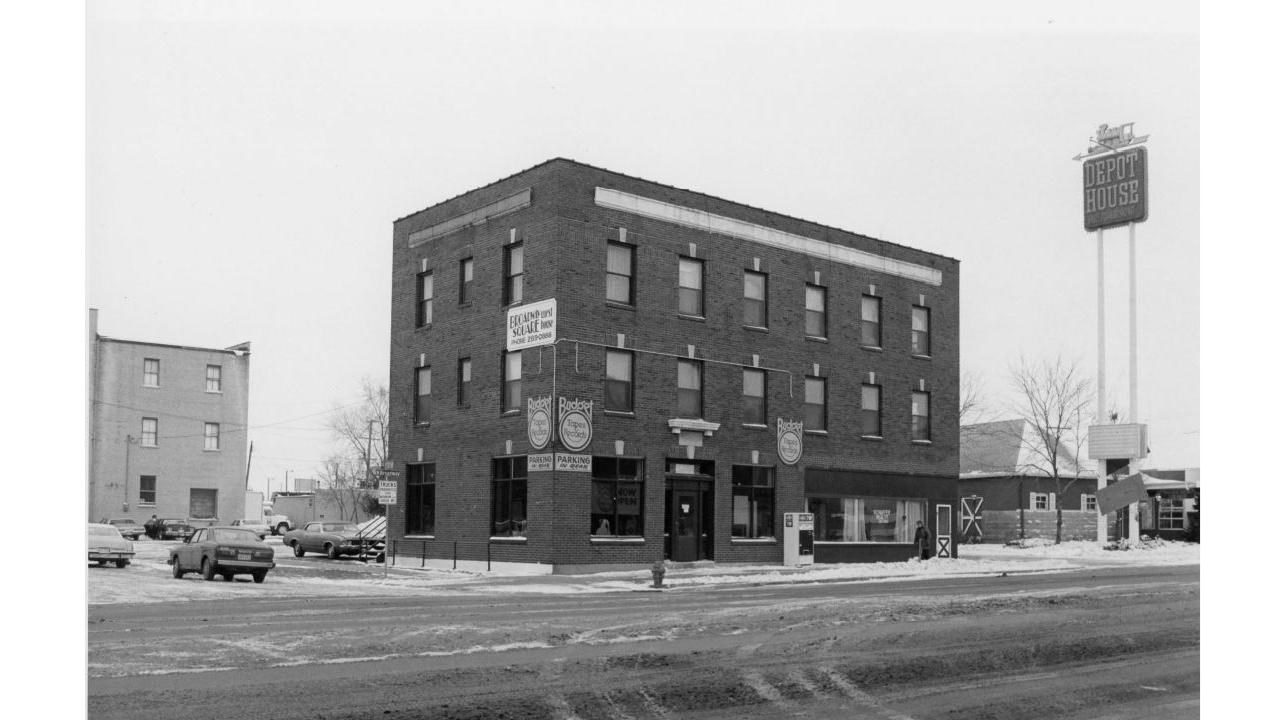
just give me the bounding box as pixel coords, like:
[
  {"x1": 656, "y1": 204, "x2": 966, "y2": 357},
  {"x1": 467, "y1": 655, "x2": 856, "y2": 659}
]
[{"x1": 89, "y1": 565, "x2": 1198, "y2": 719}]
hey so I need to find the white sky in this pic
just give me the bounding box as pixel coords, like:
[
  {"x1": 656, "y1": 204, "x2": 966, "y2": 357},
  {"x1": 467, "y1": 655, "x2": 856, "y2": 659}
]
[{"x1": 76, "y1": 0, "x2": 1203, "y2": 495}]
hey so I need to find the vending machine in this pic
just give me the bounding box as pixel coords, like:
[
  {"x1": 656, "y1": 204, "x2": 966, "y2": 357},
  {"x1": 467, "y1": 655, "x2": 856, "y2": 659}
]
[{"x1": 782, "y1": 512, "x2": 814, "y2": 566}]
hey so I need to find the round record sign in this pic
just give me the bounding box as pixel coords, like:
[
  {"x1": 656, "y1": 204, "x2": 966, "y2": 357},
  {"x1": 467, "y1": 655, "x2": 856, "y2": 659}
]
[
  {"x1": 558, "y1": 398, "x2": 593, "y2": 452},
  {"x1": 777, "y1": 418, "x2": 803, "y2": 466}
]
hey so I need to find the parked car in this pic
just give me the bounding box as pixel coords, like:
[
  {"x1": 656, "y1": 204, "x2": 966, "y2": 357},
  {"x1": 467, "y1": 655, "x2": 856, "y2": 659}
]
[
  {"x1": 169, "y1": 526, "x2": 276, "y2": 583},
  {"x1": 229, "y1": 519, "x2": 270, "y2": 540},
  {"x1": 283, "y1": 521, "x2": 368, "y2": 559},
  {"x1": 159, "y1": 518, "x2": 194, "y2": 541},
  {"x1": 108, "y1": 518, "x2": 145, "y2": 540},
  {"x1": 88, "y1": 523, "x2": 135, "y2": 568}
]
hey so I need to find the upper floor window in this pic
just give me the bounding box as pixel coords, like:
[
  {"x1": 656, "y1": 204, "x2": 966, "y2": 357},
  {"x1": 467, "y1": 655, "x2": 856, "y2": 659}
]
[
  {"x1": 503, "y1": 351, "x2": 522, "y2": 413},
  {"x1": 457, "y1": 358, "x2": 471, "y2": 407},
  {"x1": 459, "y1": 257, "x2": 474, "y2": 305},
  {"x1": 677, "y1": 359, "x2": 703, "y2": 418},
  {"x1": 143, "y1": 358, "x2": 160, "y2": 387},
  {"x1": 804, "y1": 377, "x2": 827, "y2": 431},
  {"x1": 604, "y1": 350, "x2": 634, "y2": 413},
  {"x1": 416, "y1": 271, "x2": 434, "y2": 327},
  {"x1": 861, "y1": 295, "x2": 881, "y2": 347},
  {"x1": 912, "y1": 306, "x2": 932, "y2": 356},
  {"x1": 743, "y1": 271, "x2": 768, "y2": 327},
  {"x1": 139, "y1": 475, "x2": 156, "y2": 505},
  {"x1": 203, "y1": 423, "x2": 221, "y2": 451},
  {"x1": 205, "y1": 365, "x2": 222, "y2": 393},
  {"x1": 503, "y1": 243, "x2": 524, "y2": 305},
  {"x1": 678, "y1": 257, "x2": 704, "y2": 317},
  {"x1": 141, "y1": 417, "x2": 158, "y2": 447},
  {"x1": 861, "y1": 384, "x2": 882, "y2": 437},
  {"x1": 606, "y1": 242, "x2": 635, "y2": 305},
  {"x1": 912, "y1": 390, "x2": 932, "y2": 441},
  {"x1": 742, "y1": 368, "x2": 767, "y2": 426},
  {"x1": 805, "y1": 284, "x2": 827, "y2": 339},
  {"x1": 415, "y1": 366, "x2": 432, "y2": 423}
]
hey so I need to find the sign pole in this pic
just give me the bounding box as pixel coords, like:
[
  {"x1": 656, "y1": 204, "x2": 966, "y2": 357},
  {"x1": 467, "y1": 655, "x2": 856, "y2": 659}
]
[
  {"x1": 1096, "y1": 228, "x2": 1109, "y2": 546},
  {"x1": 1127, "y1": 221, "x2": 1141, "y2": 540}
]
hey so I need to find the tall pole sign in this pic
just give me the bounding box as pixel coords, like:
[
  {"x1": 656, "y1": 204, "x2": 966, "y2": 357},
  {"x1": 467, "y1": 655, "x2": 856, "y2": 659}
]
[{"x1": 1074, "y1": 123, "x2": 1150, "y2": 547}]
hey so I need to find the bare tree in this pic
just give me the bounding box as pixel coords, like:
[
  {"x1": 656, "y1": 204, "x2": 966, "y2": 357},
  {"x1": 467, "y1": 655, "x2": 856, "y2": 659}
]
[
  {"x1": 326, "y1": 378, "x2": 389, "y2": 488},
  {"x1": 960, "y1": 370, "x2": 987, "y2": 426},
  {"x1": 316, "y1": 454, "x2": 365, "y2": 522},
  {"x1": 1007, "y1": 356, "x2": 1094, "y2": 544}
]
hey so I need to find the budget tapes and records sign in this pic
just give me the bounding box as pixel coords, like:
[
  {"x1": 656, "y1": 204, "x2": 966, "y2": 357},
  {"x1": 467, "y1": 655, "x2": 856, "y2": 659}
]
[{"x1": 1082, "y1": 147, "x2": 1148, "y2": 230}]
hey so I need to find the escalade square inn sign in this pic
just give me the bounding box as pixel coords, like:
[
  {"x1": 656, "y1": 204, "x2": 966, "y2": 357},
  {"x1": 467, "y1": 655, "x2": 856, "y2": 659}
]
[{"x1": 1082, "y1": 146, "x2": 1148, "y2": 230}]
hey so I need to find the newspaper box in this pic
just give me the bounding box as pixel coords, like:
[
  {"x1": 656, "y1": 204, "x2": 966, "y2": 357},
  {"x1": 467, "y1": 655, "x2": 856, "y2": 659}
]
[{"x1": 783, "y1": 512, "x2": 814, "y2": 566}]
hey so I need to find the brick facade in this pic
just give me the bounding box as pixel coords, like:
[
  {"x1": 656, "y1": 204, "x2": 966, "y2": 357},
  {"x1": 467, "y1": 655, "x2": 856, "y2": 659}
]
[{"x1": 388, "y1": 159, "x2": 959, "y2": 572}]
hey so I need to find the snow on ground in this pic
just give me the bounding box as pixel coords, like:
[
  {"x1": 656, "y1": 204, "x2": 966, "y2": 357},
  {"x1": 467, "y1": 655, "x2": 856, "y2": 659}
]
[{"x1": 87, "y1": 537, "x2": 1198, "y2": 606}]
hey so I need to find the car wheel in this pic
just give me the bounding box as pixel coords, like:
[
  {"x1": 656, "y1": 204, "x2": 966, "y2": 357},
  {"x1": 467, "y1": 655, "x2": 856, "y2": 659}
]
[
  {"x1": 201, "y1": 558, "x2": 216, "y2": 581},
  {"x1": 116, "y1": 559, "x2": 129, "y2": 568},
  {"x1": 293, "y1": 541, "x2": 305, "y2": 558},
  {"x1": 172, "y1": 560, "x2": 184, "y2": 579},
  {"x1": 325, "y1": 544, "x2": 339, "y2": 560},
  {"x1": 276, "y1": 523, "x2": 288, "y2": 536},
  {"x1": 252, "y1": 570, "x2": 267, "y2": 584}
]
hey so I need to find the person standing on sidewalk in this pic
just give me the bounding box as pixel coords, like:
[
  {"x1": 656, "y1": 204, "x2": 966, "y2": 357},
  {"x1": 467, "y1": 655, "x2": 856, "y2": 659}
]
[{"x1": 914, "y1": 520, "x2": 932, "y2": 560}]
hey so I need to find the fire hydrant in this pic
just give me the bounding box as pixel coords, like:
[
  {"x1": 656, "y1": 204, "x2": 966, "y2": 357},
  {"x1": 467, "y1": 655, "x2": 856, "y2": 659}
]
[{"x1": 650, "y1": 559, "x2": 666, "y2": 588}]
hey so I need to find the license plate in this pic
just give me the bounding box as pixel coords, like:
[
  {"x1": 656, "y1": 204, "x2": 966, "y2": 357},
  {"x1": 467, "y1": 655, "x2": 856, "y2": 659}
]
[{"x1": 237, "y1": 552, "x2": 252, "y2": 561}]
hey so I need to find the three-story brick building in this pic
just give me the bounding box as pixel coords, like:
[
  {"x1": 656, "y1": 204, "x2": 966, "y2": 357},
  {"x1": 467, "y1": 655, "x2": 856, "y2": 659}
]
[{"x1": 388, "y1": 159, "x2": 959, "y2": 572}]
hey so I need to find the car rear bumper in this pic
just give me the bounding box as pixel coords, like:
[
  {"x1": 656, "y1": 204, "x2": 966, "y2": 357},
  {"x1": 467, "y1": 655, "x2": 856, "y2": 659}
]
[
  {"x1": 214, "y1": 560, "x2": 276, "y2": 571},
  {"x1": 89, "y1": 551, "x2": 135, "y2": 561}
]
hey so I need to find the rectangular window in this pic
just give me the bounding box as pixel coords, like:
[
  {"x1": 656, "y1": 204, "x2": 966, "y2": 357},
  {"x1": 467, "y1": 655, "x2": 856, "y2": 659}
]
[
  {"x1": 189, "y1": 488, "x2": 218, "y2": 520},
  {"x1": 205, "y1": 365, "x2": 222, "y2": 393},
  {"x1": 139, "y1": 475, "x2": 156, "y2": 505},
  {"x1": 503, "y1": 242, "x2": 524, "y2": 305},
  {"x1": 415, "y1": 366, "x2": 432, "y2": 423},
  {"x1": 861, "y1": 384, "x2": 882, "y2": 436},
  {"x1": 143, "y1": 358, "x2": 159, "y2": 387},
  {"x1": 1082, "y1": 494, "x2": 1098, "y2": 512},
  {"x1": 805, "y1": 284, "x2": 827, "y2": 339},
  {"x1": 417, "y1": 271, "x2": 434, "y2": 327},
  {"x1": 807, "y1": 496, "x2": 927, "y2": 543},
  {"x1": 677, "y1": 359, "x2": 703, "y2": 418},
  {"x1": 742, "y1": 368, "x2": 767, "y2": 425},
  {"x1": 491, "y1": 456, "x2": 528, "y2": 537},
  {"x1": 503, "y1": 351, "x2": 522, "y2": 412},
  {"x1": 731, "y1": 466, "x2": 775, "y2": 539},
  {"x1": 743, "y1": 271, "x2": 768, "y2": 327},
  {"x1": 591, "y1": 457, "x2": 644, "y2": 537},
  {"x1": 912, "y1": 305, "x2": 931, "y2": 356},
  {"x1": 459, "y1": 257, "x2": 474, "y2": 305},
  {"x1": 678, "y1": 257, "x2": 704, "y2": 316},
  {"x1": 1031, "y1": 492, "x2": 1054, "y2": 511},
  {"x1": 604, "y1": 350, "x2": 634, "y2": 413},
  {"x1": 606, "y1": 242, "x2": 635, "y2": 305},
  {"x1": 141, "y1": 417, "x2": 158, "y2": 447},
  {"x1": 804, "y1": 377, "x2": 826, "y2": 431},
  {"x1": 457, "y1": 358, "x2": 471, "y2": 407},
  {"x1": 406, "y1": 463, "x2": 436, "y2": 535},
  {"x1": 911, "y1": 390, "x2": 931, "y2": 441},
  {"x1": 1158, "y1": 494, "x2": 1188, "y2": 530},
  {"x1": 203, "y1": 423, "x2": 220, "y2": 451},
  {"x1": 861, "y1": 295, "x2": 882, "y2": 347}
]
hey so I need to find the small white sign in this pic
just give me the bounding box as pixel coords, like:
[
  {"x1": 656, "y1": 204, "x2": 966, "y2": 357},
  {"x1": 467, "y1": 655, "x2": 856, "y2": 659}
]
[
  {"x1": 506, "y1": 298, "x2": 557, "y2": 351},
  {"x1": 555, "y1": 453, "x2": 592, "y2": 473},
  {"x1": 377, "y1": 480, "x2": 397, "y2": 505},
  {"x1": 528, "y1": 453, "x2": 554, "y2": 472}
]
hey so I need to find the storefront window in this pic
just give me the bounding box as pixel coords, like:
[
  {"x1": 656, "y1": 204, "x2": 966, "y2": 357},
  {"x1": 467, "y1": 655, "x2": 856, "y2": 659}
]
[
  {"x1": 591, "y1": 457, "x2": 643, "y2": 537},
  {"x1": 406, "y1": 463, "x2": 435, "y2": 535},
  {"x1": 491, "y1": 456, "x2": 528, "y2": 537},
  {"x1": 731, "y1": 466, "x2": 774, "y2": 538},
  {"x1": 806, "y1": 495, "x2": 926, "y2": 543},
  {"x1": 1158, "y1": 493, "x2": 1189, "y2": 530}
]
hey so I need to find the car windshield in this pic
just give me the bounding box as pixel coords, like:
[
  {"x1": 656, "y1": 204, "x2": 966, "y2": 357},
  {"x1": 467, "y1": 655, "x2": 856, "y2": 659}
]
[
  {"x1": 89, "y1": 526, "x2": 121, "y2": 537},
  {"x1": 110, "y1": 520, "x2": 137, "y2": 526},
  {"x1": 324, "y1": 523, "x2": 357, "y2": 532},
  {"x1": 209, "y1": 529, "x2": 258, "y2": 543}
]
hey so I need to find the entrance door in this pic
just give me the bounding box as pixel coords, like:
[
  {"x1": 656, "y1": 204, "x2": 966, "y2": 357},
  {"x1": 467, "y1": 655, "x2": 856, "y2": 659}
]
[
  {"x1": 935, "y1": 504, "x2": 953, "y2": 558},
  {"x1": 671, "y1": 490, "x2": 700, "y2": 562}
]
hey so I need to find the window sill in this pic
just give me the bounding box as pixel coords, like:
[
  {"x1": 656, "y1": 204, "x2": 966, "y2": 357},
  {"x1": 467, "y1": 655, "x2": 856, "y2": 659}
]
[
  {"x1": 741, "y1": 423, "x2": 768, "y2": 430},
  {"x1": 804, "y1": 336, "x2": 828, "y2": 343},
  {"x1": 140, "y1": 444, "x2": 158, "y2": 449},
  {"x1": 489, "y1": 536, "x2": 527, "y2": 543},
  {"x1": 677, "y1": 314, "x2": 706, "y2": 322},
  {"x1": 911, "y1": 353, "x2": 933, "y2": 361},
  {"x1": 603, "y1": 410, "x2": 636, "y2": 418},
  {"x1": 205, "y1": 390, "x2": 222, "y2": 395},
  {"x1": 911, "y1": 439, "x2": 933, "y2": 445},
  {"x1": 743, "y1": 325, "x2": 770, "y2": 333},
  {"x1": 860, "y1": 434, "x2": 883, "y2": 441},
  {"x1": 415, "y1": 323, "x2": 433, "y2": 331},
  {"x1": 202, "y1": 449, "x2": 221, "y2": 453},
  {"x1": 804, "y1": 429, "x2": 828, "y2": 436},
  {"x1": 501, "y1": 410, "x2": 521, "y2": 418},
  {"x1": 138, "y1": 502, "x2": 155, "y2": 507},
  {"x1": 415, "y1": 421, "x2": 431, "y2": 428},
  {"x1": 590, "y1": 537, "x2": 645, "y2": 544},
  {"x1": 730, "y1": 538, "x2": 777, "y2": 544},
  {"x1": 404, "y1": 535, "x2": 435, "y2": 540},
  {"x1": 606, "y1": 301, "x2": 636, "y2": 312},
  {"x1": 458, "y1": 301, "x2": 472, "y2": 309},
  {"x1": 861, "y1": 345, "x2": 883, "y2": 353},
  {"x1": 142, "y1": 385, "x2": 160, "y2": 389}
]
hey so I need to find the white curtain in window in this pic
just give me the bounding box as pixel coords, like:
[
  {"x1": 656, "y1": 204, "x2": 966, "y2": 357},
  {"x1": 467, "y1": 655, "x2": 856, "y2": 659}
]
[
  {"x1": 898, "y1": 500, "x2": 924, "y2": 542},
  {"x1": 842, "y1": 498, "x2": 862, "y2": 542}
]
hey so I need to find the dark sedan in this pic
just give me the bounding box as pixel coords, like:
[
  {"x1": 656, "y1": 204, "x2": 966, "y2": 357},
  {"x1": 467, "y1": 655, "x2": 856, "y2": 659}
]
[
  {"x1": 169, "y1": 526, "x2": 276, "y2": 583},
  {"x1": 159, "y1": 518, "x2": 194, "y2": 541},
  {"x1": 107, "y1": 518, "x2": 145, "y2": 540}
]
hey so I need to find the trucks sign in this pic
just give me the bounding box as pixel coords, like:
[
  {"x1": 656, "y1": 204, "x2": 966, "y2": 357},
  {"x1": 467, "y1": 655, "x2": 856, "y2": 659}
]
[{"x1": 1083, "y1": 147, "x2": 1148, "y2": 230}]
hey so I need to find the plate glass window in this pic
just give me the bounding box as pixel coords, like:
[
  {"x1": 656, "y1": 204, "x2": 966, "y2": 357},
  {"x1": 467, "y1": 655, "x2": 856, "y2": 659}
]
[
  {"x1": 677, "y1": 359, "x2": 703, "y2": 418},
  {"x1": 415, "y1": 366, "x2": 431, "y2": 423},
  {"x1": 503, "y1": 243, "x2": 524, "y2": 305},
  {"x1": 743, "y1": 271, "x2": 768, "y2": 327},
  {"x1": 911, "y1": 306, "x2": 931, "y2": 356},
  {"x1": 591, "y1": 457, "x2": 644, "y2": 537},
  {"x1": 205, "y1": 364, "x2": 222, "y2": 392},
  {"x1": 742, "y1": 368, "x2": 766, "y2": 425},
  {"x1": 604, "y1": 350, "x2": 634, "y2": 413},
  {"x1": 731, "y1": 466, "x2": 775, "y2": 539},
  {"x1": 805, "y1": 284, "x2": 827, "y2": 339},
  {"x1": 457, "y1": 358, "x2": 471, "y2": 406},
  {"x1": 503, "y1": 351, "x2": 522, "y2": 412},
  {"x1": 459, "y1": 257, "x2": 474, "y2": 305},
  {"x1": 143, "y1": 358, "x2": 159, "y2": 387},
  {"x1": 861, "y1": 384, "x2": 881, "y2": 436},
  {"x1": 491, "y1": 456, "x2": 528, "y2": 537},
  {"x1": 203, "y1": 422, "x2": 220, "y2": 451},
  {"x1": 807, "y1": 496, "x2": 926, "y2": 543},
  {"x1": 911, "y1": 390, "x2": 931, "y2": 441},
  {"x1": 417, "y1": 271, "x2": 434, "y2": 327},
  {"x1": 804, "y1": 377, "x2": 827, "y2": 431},
  {"x1": 406, "y1": 463, "x2": 436, "y2": 535},
  {"x1": 606, "y1": 242, "x2": 635, "y2": 305},
  {"x1": 861, "y1": 296, "x2": 881, "y2": 347},
  {"x1": 139, "y1": 475, "x2": 156, "y2": 505},
  {"x1": 141, "y1": 417, "x2": 158, "y2": 447},
  {"x1": 678, "y1": 257, "x2": 704, "y2": 316}
]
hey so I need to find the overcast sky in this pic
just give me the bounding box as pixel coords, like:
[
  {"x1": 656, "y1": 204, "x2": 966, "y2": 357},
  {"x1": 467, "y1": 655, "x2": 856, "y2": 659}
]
[{"x1": 82, "y1": 0, "x2": 1200, "y2": 494}]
